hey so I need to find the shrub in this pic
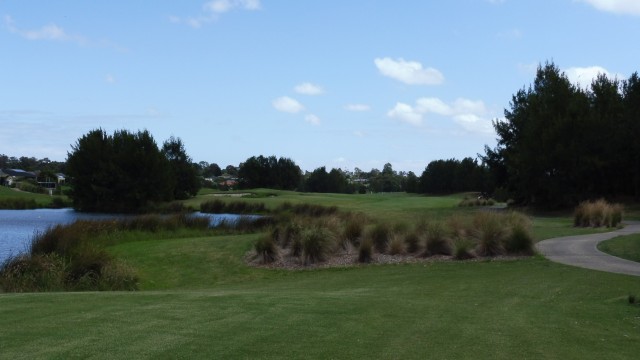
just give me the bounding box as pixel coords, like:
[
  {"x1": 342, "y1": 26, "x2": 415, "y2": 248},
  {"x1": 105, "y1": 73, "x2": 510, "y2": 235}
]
[
  {"x1": 302, "y1": 227, "x2": 334, "y2": 265},
  {"x1": 472, "y1": 212, "x2": 506, "y2": 256},
  {"x1": 424, "y1": 222, "x2": 452, "y2": 256},
  {"x1": 254, "y1": 235, "x2": 278, "y2": 264},
  {"x1": 628, "y1": 294, "x2": 636, "y2": 305},
  {"x1": 368, "y1": 223, "x2": 391, "y2": 253},
  {"x1": 358, "y1": 238, "x2": 373, "y2": 263}
]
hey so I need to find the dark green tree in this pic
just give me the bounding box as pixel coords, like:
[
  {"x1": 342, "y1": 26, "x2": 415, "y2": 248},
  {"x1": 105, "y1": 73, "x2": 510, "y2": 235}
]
[
  {"x1": 66, "y1": 129, "x2": 173, "y2": 213},
  {"x1": 162, "y1": 136, "x2": 201, "y2": 200}
]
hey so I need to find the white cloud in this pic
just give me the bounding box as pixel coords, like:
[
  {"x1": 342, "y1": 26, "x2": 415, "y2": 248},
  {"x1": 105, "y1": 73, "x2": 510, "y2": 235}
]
[
  {"x1": 3, "y1": 15, "x2": 86, "y2": 44},
  {"x1": 416, "y1": 98, "x2": 452, "y2": 115},
  {"x1": 305, "y1": 114, "x2": 321, "y2": 125},
  {"x1": 564, "y1": 66, "x2": 622, "y2": 88},
  {"x1": 387, "y1": 102, "x2": 423, "y2": 126},
  {"x1": 294, "y1": 82, "x2": 324, "y2": 95},
  {"x1": 344, "y1": 104, "x2": 371, "y2": 112},
  {"x1": 172, "y1": 0, "x2": 261, "y2": 28},
  {"x1": 453, "y1": 114, "x2": 494, "y2": 134},
  {"x1": 272, "y1": 96, "x2": 304, "y2": 113},
  {"x1": 374, "y1": 57, "x2": 444, "y2": 85},
  {"x1": 387, "y1": 97, "x2": 493, "y2": 134},
  {"x1": 578, "y1": 0, "x2": 640, "y2": 16},
  {"x1": 205, "y1": 0, "x2": 261, "y2": 12},
  {"x1": 105, "y1": 74, "x2": 116, "y2": 84},
  {"x1": 353, "y1": 131, "x2": 366, "y2": 137}
]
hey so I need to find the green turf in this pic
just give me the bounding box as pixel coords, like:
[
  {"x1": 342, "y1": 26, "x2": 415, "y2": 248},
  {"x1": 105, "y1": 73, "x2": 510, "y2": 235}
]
[
  {"x1": 598, "y1": 234, "x2": 640, "y2": 263},
  {"x1": 2, "y1": 191, "x2": 638, "y2": 358}
]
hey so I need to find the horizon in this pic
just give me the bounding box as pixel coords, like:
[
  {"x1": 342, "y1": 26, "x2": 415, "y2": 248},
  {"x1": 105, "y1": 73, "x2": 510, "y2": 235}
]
[{"x1": 1, "y1": 0, "x2": 639, "y2": 173}]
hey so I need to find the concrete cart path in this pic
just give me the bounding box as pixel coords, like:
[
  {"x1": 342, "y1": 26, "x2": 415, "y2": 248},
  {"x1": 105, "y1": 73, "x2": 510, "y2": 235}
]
[{"x1": 535, "y1": 222, "x2": 640, "y2": 276}]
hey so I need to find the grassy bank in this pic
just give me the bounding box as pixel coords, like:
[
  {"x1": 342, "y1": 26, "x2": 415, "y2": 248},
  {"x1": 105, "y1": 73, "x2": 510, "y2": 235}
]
[{"x1": 0, "y1": 186, "x2": 69, "y2": 209}]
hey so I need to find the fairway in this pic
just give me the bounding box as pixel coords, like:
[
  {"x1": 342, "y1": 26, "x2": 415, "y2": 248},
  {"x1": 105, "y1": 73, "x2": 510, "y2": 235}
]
[{"x1": 2, "y1": 192, "x2": 640, "y2": 358}]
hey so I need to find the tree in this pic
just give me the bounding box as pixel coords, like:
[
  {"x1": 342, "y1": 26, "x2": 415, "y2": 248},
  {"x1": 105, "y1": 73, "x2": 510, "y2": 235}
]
[
  {"x1": 66, "y1": 129, "x2": 174, "y2": 213},
  {"x1": 482, "y1": 62, "x2": 640, "y2": 207},
  {"x1": 162, "y1": 136, "x2": 201, "y2": 200},
  {"x1": 238, "y1": 155, "x2": 302, "y2": 190}
]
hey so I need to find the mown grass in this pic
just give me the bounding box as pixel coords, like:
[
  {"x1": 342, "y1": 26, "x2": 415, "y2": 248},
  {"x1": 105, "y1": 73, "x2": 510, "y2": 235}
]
[
  {"x1": 598, "y1": 234, "x2": 640, "y2": 263},
  {"x1": 2, "y1": 234, "x2": 640, "y2": 358}
]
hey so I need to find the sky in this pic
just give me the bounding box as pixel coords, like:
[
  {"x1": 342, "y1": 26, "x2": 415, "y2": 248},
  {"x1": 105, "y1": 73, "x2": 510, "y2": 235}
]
[{"x1": 1, "y1": 0, "x2": 639, "y2": 173}]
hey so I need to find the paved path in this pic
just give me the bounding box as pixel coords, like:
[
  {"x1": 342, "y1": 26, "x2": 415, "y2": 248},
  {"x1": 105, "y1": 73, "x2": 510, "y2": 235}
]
[{"x1": 536, "y1": 222, "x2": 640, "y2": 276}]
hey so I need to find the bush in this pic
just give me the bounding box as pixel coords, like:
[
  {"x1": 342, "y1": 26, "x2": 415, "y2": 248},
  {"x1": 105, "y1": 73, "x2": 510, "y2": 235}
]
[
  {"x1": 254, "y1": 235, "x2": 277, "y2": 264},
  {"x1": 302, "y1": 228, "x2": 334, "y2": 265},
  {"x1": 424, "y1": 222, "x2": 452, "y2": 256}
]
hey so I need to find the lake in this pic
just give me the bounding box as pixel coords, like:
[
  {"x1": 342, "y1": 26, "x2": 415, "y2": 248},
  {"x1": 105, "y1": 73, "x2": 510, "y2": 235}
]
[{"x1": 0, "y1": 209, "x2": 258, "y2": 264}]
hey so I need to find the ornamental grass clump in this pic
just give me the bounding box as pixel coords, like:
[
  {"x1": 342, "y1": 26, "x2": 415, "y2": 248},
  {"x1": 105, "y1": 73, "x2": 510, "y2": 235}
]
[
  {"x1": 424, "y1": 221, "x2": 452, "y2": 256},
  {"x1": 344, "y1": 218, "x2": 364, "y2": 247},
  {"x1": 254, "y1": 234, "x2": 278, "y2": 264},
  {"x1": 368, "y1": 223, "x2": 391, "y2": 253},
  {"x1": 503, "y1": 212, "x2": 534, "y2": 255},
  {"x1": 388, "y1": 235, "x2": 406, "y2": 255},
  {"x1": 452, "y1": 238, "x2": 476, "y2": 260},
  {"x1": 574, "y1": 199, "x2": 624, "y2": 228},
  {"x1": 302, "y1": 227, "x2": 335, "y2": 265},
  {"x1": 404, "y1": 232, "x2": 421, "y2": 254},
  {"x1": 358, "y1": 238, "x2": 373, "y2": 263},
  {"x1": 472, "y1": 212, "x2": 506, "y2": 256}
]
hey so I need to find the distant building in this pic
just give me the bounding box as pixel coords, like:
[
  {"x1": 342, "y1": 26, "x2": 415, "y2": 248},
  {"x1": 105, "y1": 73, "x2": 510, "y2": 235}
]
[{"x1": 0, "y1": 168, "x2": 37, "y2": 186}]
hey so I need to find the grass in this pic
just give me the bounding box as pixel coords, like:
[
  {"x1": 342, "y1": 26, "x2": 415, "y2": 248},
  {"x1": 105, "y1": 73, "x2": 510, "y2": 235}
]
[
  {"x1": 598, "y1": 234, "x2": 640, "y2": 263},
  {"x1": 0, "y1": 186, "x2": 69, "y2": 209},
  {"x1": 2, "y1": 191, "x2": 638, "y2": 358},
  {"x1": 2, "y1": 236, "x2": 640, "y2": 358}
]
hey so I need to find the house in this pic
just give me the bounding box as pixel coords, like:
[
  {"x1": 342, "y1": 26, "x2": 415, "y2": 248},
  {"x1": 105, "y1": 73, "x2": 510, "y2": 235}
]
[{"x1": 0, "y1": 169, "x2": 37, "y2": 187}]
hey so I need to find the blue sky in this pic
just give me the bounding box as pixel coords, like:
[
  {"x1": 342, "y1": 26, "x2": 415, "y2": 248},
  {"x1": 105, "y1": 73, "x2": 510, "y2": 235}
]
[{"x1": 1, "y1": 0, "x2": 639, "y2": 173}]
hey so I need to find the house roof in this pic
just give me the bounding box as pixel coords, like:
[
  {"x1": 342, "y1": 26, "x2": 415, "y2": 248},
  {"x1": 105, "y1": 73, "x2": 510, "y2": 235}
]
[{"x1": 0, "y1": 169, "x2": 37, "y2": 178}]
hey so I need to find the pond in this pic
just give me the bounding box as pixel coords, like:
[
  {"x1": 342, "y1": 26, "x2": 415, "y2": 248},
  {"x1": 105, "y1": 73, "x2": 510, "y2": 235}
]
[{"x1": 0, "y1": 209, "x2": 258, "y2": 264}]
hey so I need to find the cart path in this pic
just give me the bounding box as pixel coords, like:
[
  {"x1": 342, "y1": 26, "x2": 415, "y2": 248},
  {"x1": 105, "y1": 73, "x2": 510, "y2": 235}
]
[{"x1": 535, "y1": 222, "x2": 640, "y2": 276}]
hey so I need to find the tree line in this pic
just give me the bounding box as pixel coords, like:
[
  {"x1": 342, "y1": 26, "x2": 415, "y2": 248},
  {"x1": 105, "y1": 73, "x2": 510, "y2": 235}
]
[
  {"x1": 19, "y1": 61, "x2": 635, "y2": 212},
  {"x1": 483, "y1": 62, "x2": 640, "y2": 208}
]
